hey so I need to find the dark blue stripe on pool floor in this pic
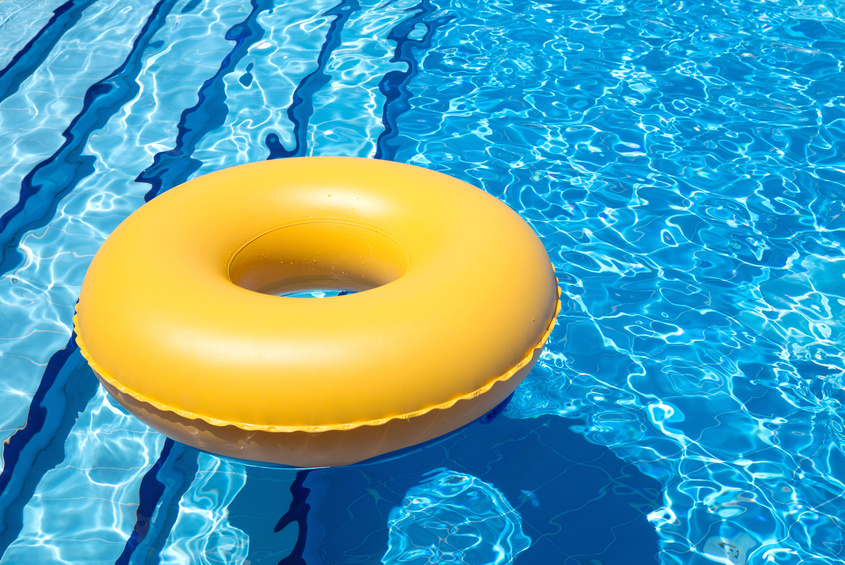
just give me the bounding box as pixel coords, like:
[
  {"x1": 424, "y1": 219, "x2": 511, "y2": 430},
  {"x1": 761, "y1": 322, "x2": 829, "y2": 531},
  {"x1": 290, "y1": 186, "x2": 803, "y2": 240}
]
[
  {"x1": 119, "y1": 442, "x2": 199, "y2": 565},
  {"x1": 112, "y1": 439, "x2": 199, "y2": 565},
  {"x1": 374, "y1": 0, "x2": 453, "y2": 161},
  {"x1": 0, "y1": 0, "x2": 99, "y2": 104},
  {"x1": 114, "y1": 439, "x2": 176, "y2": 565},
  {"x1": 0, "y1": 335, "x2": 99, "y2": 557},
  {"x1": 274, "y1": 471, "x2": 313, "y2": 565},
  {"x1": 0, "y1": 0, "x2": 174, "y2": 277},
  {"x1": 180, "y1": 0, "x2": 203, "y2": 14},
  {"x1": 265, "y1": 0, "x2": 360, "y2": 159},
  {"x1": 138, "y1": 0, "x2": 275, "y2": 201}
]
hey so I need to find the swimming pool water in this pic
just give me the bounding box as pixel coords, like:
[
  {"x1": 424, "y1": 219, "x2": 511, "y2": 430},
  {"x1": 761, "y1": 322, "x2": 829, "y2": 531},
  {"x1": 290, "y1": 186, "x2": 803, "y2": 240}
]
[{"x1": 1, "y1": 0, "x2": 845, "y2": 562}]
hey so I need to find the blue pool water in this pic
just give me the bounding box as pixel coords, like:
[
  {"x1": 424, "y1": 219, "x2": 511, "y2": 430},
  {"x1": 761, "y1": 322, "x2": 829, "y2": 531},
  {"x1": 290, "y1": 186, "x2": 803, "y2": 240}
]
[{"x1": 2, "y1": 0, "x2": 845, "y2": 562}]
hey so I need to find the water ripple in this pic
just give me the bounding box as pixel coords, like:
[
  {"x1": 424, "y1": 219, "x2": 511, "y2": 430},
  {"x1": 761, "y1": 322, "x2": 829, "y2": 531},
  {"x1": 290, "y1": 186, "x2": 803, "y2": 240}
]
[{"x1": 382, "y1": 469, "x2": 531, "y2": 565}]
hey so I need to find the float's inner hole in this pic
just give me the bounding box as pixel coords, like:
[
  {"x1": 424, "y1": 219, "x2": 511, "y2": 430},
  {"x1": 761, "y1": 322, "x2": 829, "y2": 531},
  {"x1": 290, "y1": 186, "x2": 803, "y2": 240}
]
[{"x1": 228, "y1": 221, "x2": 409, "y2": 296}]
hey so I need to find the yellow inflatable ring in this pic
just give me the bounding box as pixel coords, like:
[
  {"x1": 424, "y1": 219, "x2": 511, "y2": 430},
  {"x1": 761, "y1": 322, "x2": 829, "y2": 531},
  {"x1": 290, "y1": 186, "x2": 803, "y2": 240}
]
[{"x1": 74, "y1": 157, "x2": 560, "y2": 467}]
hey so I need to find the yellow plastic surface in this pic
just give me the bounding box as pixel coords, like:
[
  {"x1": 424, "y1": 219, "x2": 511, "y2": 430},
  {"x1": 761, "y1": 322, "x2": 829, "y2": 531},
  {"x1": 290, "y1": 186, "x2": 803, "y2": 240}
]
[{"x1": 74, "y1": 157, "x2": 560, "y2": 467}]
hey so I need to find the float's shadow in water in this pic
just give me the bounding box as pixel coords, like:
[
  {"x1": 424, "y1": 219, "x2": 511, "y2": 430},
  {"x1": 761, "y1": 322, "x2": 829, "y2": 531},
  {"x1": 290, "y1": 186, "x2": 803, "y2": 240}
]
[{"x1": 229, "y1": 413, "x2": 662, "y2": 564}]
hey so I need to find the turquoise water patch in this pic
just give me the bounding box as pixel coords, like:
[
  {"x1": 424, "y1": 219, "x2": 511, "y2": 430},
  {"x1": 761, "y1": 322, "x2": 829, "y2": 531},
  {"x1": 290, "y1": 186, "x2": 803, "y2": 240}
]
[{"x1": 382, "y1": 469, "x2": 532, "y2": 565}]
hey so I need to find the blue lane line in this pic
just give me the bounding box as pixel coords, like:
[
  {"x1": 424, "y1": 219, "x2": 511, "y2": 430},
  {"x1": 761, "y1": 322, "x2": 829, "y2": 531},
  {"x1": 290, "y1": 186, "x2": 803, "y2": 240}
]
[
  {"x1": 180, "y1": 0, "x2": 203, "y2": 13},
  {"x1": 128, "y1": 443, "x2": 200, "y2": 565},
  {"x1": 137, "y1": 0, "x2": 276, "y2": 201},
  {"x1": 113, "y1": 438, "x2": 175, "y2": 565},
  {"x1": 114, "y1": 439, "x2": 200, "y2": 565},
  {"x1": 0, "y1": 338, "x2": 77, "y2": 525},
  {"x1": 0, "y1": 335, "x2": 99, "y2": 558},
  {"x1": 265, "y1": 0, "x2": 361, "y2": 159},
  {"x1": 0, "y1": 0, "x2": 174, "y2": 276},
  {"x1": 374, "y1": 0, "x2": 453, "y2": 161},
  {"x1": 0, "y1": 0, "x2": 100, "y2": 104},
  {"x1": 274, "y1": 470, "x2": 313, "y2": 565}
]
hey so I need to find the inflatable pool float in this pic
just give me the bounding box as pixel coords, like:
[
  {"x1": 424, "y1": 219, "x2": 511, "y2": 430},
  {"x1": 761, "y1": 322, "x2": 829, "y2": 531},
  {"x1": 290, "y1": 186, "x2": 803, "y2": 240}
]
[{"x1": 74, "y1": 157, "x2": 560, "y2": 467}]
